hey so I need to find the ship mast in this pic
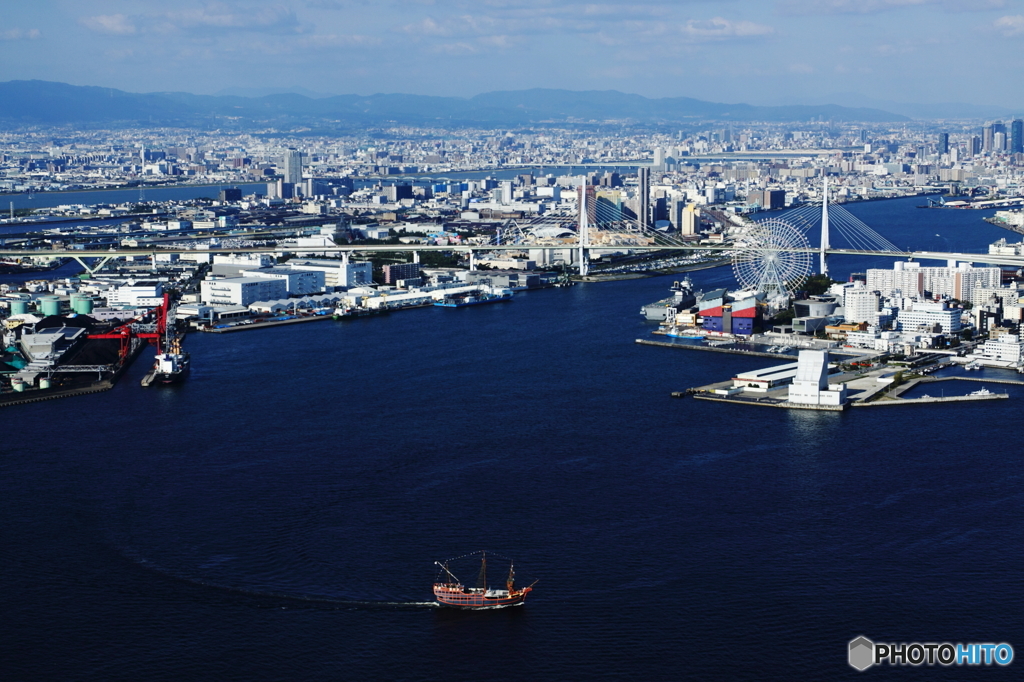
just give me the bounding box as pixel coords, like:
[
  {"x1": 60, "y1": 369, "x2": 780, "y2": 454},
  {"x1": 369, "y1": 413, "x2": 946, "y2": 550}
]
[
  {"x1": 435, "y1": 561, "x2": 459, "y2": 586},
  {"x1": 475, "y1": 551, "x2": 487, "y2": 591},
  {"x1": 506, "y1": 562, "x2": 515, "y2": 593}
]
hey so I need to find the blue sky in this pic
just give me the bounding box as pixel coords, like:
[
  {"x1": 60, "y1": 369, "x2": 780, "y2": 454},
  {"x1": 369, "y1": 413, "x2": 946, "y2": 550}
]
[{"x1": 2, "y1": 0, "x2": 1023, "y2": 106}]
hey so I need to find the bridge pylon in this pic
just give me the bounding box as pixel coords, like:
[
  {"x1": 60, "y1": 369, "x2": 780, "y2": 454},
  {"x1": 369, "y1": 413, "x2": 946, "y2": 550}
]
[
  {"x1": 578, "y1": 181, "x2": 590, "y2": 276},
  {"x1": 820, "y1": 176, "x2": 830, "y2": 278}
]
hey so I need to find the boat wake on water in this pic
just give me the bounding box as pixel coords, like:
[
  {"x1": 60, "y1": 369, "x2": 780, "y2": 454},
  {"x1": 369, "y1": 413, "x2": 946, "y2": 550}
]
[{"x1": 114, "y1": 546, "x2": 440, "y2": 610}]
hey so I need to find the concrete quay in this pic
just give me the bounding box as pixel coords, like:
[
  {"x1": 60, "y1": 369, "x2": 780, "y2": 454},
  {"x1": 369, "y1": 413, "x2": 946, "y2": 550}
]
[
  {"x1": 675, "y1": 363, "x2": 1017, "y2": 411},
  {"x1": 200, "y1": 314, "x2": 334, "y2": 333},
  {"x1": 853, "y1": 393, "x2": 1008, "y2": 407},
  {"x1": 0, "y1": 379, "x2": 115, "y2": 408},
  {"x1": 691, "y1": 392, "x2": 847, "y2": 411},
  {"x1": 636, "y1": 338, "x2": 787, "y2": 360}
]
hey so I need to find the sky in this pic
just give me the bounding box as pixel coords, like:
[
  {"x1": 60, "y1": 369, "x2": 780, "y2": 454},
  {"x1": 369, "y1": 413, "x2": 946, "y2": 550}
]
[{"x1": 2, "y1": 0, "x2": 1024, "y2": 107}]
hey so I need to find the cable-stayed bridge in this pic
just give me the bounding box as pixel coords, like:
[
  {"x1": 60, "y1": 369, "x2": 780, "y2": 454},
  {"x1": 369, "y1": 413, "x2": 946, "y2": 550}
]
[{"x1": 3, "y1": 182, "x2": 1024, "y2": 276}]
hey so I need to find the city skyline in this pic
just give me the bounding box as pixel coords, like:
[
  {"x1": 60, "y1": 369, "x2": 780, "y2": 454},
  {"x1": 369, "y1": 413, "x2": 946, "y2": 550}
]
[{"x1": 3, "y1": 1, "x2": 1024, "y2": 110}]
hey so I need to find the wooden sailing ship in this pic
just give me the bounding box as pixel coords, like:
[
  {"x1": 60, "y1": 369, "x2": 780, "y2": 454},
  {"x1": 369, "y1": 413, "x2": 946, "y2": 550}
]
[{"x1": 433, "y1": 551, "x2": 535, "y2": 609}]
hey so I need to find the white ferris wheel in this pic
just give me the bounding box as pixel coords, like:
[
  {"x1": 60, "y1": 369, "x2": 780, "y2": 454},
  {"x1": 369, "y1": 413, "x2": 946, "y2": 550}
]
[{"x1": 731, "y1": 217, "x2": 813, "y2": 299}]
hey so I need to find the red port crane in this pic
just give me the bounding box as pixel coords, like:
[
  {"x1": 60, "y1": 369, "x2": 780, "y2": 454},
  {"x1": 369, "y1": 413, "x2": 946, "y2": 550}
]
[{"x1": 86, "y1": 293, "x2": 172, "y2": 362}]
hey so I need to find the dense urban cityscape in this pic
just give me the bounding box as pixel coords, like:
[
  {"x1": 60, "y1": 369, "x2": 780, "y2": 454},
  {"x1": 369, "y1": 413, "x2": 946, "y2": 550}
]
[{"x1": 6, "y1": 117, "x2": 1024, "y2": 405}]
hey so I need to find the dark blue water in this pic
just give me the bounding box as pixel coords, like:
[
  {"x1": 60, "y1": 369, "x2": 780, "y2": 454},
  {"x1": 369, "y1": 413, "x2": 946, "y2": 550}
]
[{"x1": 2, "y1": 198, "x2": 1022, "y2": 680}]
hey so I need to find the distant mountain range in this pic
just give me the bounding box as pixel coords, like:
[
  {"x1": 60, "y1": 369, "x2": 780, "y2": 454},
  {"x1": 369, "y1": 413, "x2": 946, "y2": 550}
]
[
  {"x1": 0, "y1": 80, "x2": 915, "y2": 129},
  {"x1": 774, "y1": 92, "x2": 1021, "y2": 121}
]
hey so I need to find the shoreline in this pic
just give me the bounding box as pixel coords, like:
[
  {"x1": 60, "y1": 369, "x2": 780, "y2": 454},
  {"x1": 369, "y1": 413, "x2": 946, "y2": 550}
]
[
  {"x1": 983, "y1": 216, "x2": 1024, "y2": 236},
  {"x1": 0, "y1": 339, "x2": 145, "y2": 408},
  {"x1": 580, "y1": 258, "x2": 731, "y2": 282},
  {"x1": 199, "y1": 314, "x2": 335, "y2": 333},
  {"x1": 0, "y1": 181, "x2": 266, "y2": 200}
]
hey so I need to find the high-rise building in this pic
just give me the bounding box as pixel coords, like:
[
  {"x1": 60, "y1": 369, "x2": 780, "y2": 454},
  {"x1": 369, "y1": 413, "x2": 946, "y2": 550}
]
[
  {"x1": 866, "y1": 261, "x2": 1001, "y2": 301},
  {"x1": 983, "y1": 124, "x2": 995, "y2": 153},
  {"x1": 385, "y1": 184, "x2": 414, "y2": 202},
  {"x1": 595, "y1": 189, "x2": 624, "y2": 222},
  {"x1": 844, "y1": 288, "x2": 880, "y2": 324},
  {"x1": 219, "y1": 188, "x2": 242, "y2": 203},
  {"x1": 283, "y1": 149, "x2": 303, "y2": 185},
  {"x1": 937, "y1": 132, "x2": 949, "y2": 155},
  {"x1": 749, "y1": 190, "x2": 785, "y2": 210},
  {"x1": 637, "y1": 167, "x2": 651, "y2": 230},
  {"x1": 970, "y1": 136, "x2": 982, "y2": 157},
  {"x1": 679, "y1": 203, "x2": 699, "y2": 236},
  {"x1": 994, "y1": 132, "x2": 1007, "y2": 153},
  {"x1": 653, "y1": 197, "x2": 668, "y2": 223},
  {"x1": 1012, "y1": 119, "x2": 1023, "y2": 154},
  {"x1": 383, "y1": 262, "x2": 421, "y2": 284},
  {"x1": 653, "y1": 147, "x2": 666, "y2": 170}
]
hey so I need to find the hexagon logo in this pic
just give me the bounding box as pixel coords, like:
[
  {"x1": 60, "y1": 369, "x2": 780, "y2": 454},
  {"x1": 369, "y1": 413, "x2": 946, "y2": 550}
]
[{"x1": 849, "y1": 636, "x2": 875, "y2": 671}]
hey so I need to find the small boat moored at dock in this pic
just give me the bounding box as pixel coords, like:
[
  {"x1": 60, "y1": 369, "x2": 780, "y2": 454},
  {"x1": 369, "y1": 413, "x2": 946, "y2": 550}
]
[
  {"x1": 641, "y1": 278, "x2": 698, "y2": 321},
  {"x1": 434, "y1": 288, "x2": 513, "y2": 308},
  {"x1": 332, "y1": 305, "x2": 388, "y2": 320},
  {"x1": 433, "y1": 551, "x2": 535, "y2": 609}
]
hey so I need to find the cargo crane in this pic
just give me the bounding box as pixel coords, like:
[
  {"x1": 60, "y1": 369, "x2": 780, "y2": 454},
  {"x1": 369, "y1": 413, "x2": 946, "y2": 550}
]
[{"x1": 86, "y1": 293, "x2": 173, "y2": 365}]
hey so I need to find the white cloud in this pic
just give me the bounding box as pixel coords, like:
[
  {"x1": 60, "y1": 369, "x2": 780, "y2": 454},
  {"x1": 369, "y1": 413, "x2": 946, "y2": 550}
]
[
  {"x1": 779, "y1": 0, "x2": 1007, "y2": 15},
  {"x1": 681, "y1": 17, "x2": 775, "y2": 39},
  {"x1": 477, "y1": 35, "x2": 516, "y2": 48},
  {"x1": 80, "y1": 4, "x2": 302, "y2": 38},
  {"x1": 0, "y1": 28, "x2": 41, "y2": 41},
  {"x1": 299, "y1": 33, "x2": 382, "y2": 47},
  {"x1": 431, "y1": 42, "x2": 479, "y2": 55},
  {"x1": 80, "y1": 14, "x2": 138, "y2": 36},
  {"x1": 994, "y1": 14, "x2": 1024, "y2": 35},
  {"x1": 160, "y1": 4, "x2": 301, "y2": 33},
  {"x1": 402, "y1": 17, "x2": 454, "y2": 37}
]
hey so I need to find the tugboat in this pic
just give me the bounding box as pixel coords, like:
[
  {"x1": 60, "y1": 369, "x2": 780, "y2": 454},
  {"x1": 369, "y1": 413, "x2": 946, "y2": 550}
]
[{"x1": 433, "y1": 551, "x2": 536, "y2": 609}]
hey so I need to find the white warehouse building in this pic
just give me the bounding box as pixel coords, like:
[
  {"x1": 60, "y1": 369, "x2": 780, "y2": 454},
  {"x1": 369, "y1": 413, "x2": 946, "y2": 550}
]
[
  {"x1": 212, "y1": 254, "x2": 277, "y2": 276},
  {"x1": 287, "y1": 259, "x2": 375, "y2": 289},
  {"x1": 105, "y1": 281, "x2": 164, "y2": 308},
  {"x1": 241, "y1": 267, "x2": 325, "y2": 296},
  {"x1": 201, "y1": 278, "x2": 288, "y2": 307}
]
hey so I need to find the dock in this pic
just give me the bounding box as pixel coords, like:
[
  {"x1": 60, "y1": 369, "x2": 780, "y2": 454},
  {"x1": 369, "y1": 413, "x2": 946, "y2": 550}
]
[
  {"x1": 201, "y1": 314, "x2": 334, "y2": 333},
  {"x1": 0, "y1": 340, "x2": 145, "y2": 408},
  {"x1": 636, "y1": 338, "x2": 787, "y2": 360},
  {"x1": 676, "y1": 367, "x2": 1016, "y2": 411},
  {"x1": 0, "y1": 379, "x2": 115, "y2": 408},
  {"x1": 691, "y1": 392, "x2": 847, "y2": 411},
  {"x1": 852, "y1": 393, "x2": 1008, "y2": 407}
]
